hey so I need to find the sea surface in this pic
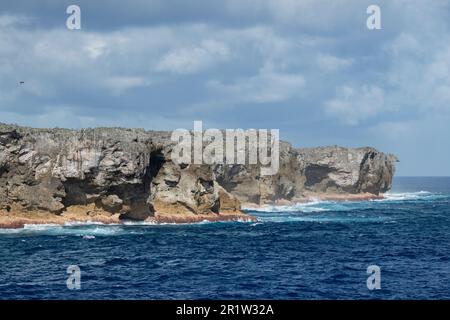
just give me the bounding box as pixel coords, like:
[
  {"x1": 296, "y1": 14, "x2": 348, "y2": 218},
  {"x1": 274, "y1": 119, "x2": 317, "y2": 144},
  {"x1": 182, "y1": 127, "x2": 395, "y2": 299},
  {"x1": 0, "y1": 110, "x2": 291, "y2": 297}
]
[{"x1": 0, "y1": 177, "x2": 449, "y2": 299}]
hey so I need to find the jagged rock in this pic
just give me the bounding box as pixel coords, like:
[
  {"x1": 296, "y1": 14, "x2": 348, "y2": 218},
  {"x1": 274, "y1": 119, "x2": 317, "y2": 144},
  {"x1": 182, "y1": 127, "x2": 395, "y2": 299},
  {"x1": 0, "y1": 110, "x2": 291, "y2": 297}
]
[
  {"x1": 99, "y1": 195, "x2": 123, "y2": 213},
  {"x1": 149, "y1": 159, "x2": 220, "y2": 215},
  {"x1": 214, "y1": 143, "x2": 398, "y2": 204},
  {"x1": 0, "y1": 123, "x2": 397, "y2": 222},
  {"x1": 217, "y1": 185, "x2": 241, "y2": 213}
]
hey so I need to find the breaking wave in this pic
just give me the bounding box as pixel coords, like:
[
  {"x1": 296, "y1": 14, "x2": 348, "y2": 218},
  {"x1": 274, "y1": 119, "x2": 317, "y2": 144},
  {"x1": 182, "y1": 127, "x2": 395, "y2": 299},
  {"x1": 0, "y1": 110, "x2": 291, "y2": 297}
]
[
  {"x1": 245, "y1": 191, "x2": 447, "y2": 213},
  {"x1": 0, "y1": 191, "x2": 447, "y2": 235},
  {"x1": 0, "y1": 217, "x2": 254, "y2": 236},
  {"x1": 381, "y1": 191, "x2": 447, "y2": 201},
  {"x1": 242, "y1": 191, "x2": 449, "y2": 223}
]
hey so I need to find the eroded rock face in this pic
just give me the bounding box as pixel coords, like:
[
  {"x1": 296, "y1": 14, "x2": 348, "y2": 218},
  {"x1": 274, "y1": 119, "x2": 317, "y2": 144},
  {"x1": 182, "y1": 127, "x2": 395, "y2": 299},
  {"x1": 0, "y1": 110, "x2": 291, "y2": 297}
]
[
  {"x1": 0, "y1": 125, "x2": 159, "y2": 216},
  {"x1": 214, "y1": 143, "x2": 398, "y2": 204},
  {"x1": 0, "y1": 124, "x2": 243, "y2": 220},
  {"x1": 0, "y1": 123, "x2": 397, "y2": 219}
]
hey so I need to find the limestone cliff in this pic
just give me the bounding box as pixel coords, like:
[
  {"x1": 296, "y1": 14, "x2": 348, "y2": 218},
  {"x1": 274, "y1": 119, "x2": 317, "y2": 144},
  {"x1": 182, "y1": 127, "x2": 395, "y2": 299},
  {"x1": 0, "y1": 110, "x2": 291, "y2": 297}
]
[
  {"x1": 0, "y1": 123, "x2": 397, "y2": 225},
  {"x1": 215, "y1": 142, "x2": 397, "y2": 204}
]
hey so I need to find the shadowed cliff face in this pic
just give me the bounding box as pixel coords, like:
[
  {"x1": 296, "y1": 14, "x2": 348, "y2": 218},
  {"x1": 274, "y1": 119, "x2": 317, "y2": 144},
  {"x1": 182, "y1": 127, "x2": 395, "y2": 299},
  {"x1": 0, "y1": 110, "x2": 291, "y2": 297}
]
[
  {"x1": 0, "y1": 124, "x2": 397, "y2": 218},
  {"x1": 214, "y1": 143, "x2": 397, "y2": 204}
]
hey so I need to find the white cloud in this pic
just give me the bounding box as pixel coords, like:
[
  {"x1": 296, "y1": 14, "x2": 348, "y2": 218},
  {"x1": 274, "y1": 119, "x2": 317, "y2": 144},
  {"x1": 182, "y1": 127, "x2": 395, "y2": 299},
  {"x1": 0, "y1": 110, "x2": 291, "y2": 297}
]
[
  {"x1": 324, "y1": 85, "x2": 385, "y2": 125},
  {"x1": 369, "y1": 120, "x2": 413, "y2": 139},
  {"x1": 103, "y1": 76, "x2": 150, "y2": 95},
  {"x1": 383, "y1": 32, "x2": 450, "y2": 115},
  {"x1": 208, "y1": 64, "x2": 305, "y2": 104},
  {"x1": 0, "y1": 14, "x2": 30, "y2": 28},
  {"x1": 156, "y1": 39, "x2": 230, "y2": 74},
  {"x1": 0, "y1": 26, "x2": 173, "y2": 99},
  {"x1": 386, "y1": 33, "x2": 422, "y2": 58},
  {"x1": 267, "y1": 0, "x2": 361, "y2": 30},
  {"x1": 0, "y1": 106, "x2": 96, "y2": 128},
  {"x1": 83, "y1": 36, "x2": 108, "y2": 59},
  {"x1": 317, "y1": 54, "x2": 352, "y2": 72}
]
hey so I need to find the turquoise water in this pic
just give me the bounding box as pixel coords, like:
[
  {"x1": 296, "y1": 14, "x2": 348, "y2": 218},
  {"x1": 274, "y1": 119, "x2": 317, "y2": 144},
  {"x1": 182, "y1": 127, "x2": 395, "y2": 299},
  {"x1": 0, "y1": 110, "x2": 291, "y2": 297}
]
[{"x1": 0, "y1": 177, "x2": 449, "y2": 299}]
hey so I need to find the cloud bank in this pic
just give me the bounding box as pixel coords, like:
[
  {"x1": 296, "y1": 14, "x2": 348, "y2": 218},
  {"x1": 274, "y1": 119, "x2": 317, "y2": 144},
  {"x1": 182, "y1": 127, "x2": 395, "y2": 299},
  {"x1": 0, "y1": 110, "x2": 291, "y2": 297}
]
[{"x1": 1, "y1": 0, "x2": 450, "y2": 175}]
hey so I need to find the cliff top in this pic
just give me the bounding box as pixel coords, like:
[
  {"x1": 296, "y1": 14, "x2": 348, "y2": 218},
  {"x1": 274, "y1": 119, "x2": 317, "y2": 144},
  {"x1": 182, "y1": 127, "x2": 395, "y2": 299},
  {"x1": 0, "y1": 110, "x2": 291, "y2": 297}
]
[{"x1": 0, "y1": 123, "x2": 396, "y2": 158}]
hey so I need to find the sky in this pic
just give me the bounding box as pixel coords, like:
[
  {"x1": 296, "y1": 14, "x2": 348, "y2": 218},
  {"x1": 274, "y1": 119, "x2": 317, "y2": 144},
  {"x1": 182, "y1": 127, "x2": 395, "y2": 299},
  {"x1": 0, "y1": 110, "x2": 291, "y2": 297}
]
[{"x1": 0, "y1": 0, "x2": 450, "y2": 176}]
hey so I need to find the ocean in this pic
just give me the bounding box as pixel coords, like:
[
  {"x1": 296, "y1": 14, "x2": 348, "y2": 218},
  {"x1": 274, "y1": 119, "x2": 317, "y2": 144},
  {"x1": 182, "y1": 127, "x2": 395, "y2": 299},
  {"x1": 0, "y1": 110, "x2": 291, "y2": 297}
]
[{"x1": 0, "y1": 177, "x2": 449, "y2": 299}]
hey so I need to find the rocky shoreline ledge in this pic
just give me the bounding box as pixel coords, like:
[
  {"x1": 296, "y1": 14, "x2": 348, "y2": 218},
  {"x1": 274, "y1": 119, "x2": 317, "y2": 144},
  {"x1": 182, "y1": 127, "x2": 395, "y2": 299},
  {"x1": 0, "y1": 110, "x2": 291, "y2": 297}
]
[
  {"x1": 0, "y1": 209, "x2": 255, "y2": 229},
  {"x1": 0, "y1": 123, "x2": 397, "y2": 228}
]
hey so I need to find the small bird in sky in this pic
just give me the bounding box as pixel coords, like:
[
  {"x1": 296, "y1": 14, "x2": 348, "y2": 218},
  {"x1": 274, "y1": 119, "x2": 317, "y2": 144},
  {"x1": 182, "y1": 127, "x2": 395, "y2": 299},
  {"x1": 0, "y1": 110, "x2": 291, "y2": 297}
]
[{"x1": 19, "y1": 81, "x2": 25, "y2": 85}]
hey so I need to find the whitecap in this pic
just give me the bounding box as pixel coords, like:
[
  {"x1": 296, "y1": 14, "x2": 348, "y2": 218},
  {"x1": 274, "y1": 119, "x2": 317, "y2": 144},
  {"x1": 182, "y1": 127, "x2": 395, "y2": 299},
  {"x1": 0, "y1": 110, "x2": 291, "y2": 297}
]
[
  {"x1": 23, "y1": 223, "x2": 62, "y2": 230},
  {"x1": 121, "y1": 220, "x2": 157, "y2": 226},
  {"x1": 244, "y1": 200, "x2": 330, "y2": 213},
  {"x1": 64, "y1": 221, "x2": 118, "y2": 226},
  {"x1": 380, "y1": 191, "x2": 445, "y2": 201}
]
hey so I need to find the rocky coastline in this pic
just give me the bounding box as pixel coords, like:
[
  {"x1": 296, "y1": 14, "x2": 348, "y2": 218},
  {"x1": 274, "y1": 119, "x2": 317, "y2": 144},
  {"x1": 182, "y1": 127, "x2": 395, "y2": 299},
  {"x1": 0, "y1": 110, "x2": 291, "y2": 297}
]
[{"x1": 0, "y1": 123, "x2": 397, "y2": 228}]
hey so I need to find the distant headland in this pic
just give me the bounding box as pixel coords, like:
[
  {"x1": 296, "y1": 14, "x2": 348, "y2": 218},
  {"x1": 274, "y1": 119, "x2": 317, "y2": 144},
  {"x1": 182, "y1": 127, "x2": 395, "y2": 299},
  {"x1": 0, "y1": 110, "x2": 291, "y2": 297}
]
[{"x1": 0, "y1": 123, "x2": 397, "y2": 228}]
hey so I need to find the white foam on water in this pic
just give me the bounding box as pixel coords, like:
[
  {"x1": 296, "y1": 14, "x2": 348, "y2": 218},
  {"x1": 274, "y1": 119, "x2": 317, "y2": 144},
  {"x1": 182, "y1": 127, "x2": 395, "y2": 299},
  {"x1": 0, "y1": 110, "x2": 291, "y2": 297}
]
[
  {"x1": 1, "y1": 190, "x2": 446, "y2": 234},
  {"x1": 77, "y1": 226, "x2": 123, "y2": 236},
  {"x1": 256, "y1": 215, "x2": 385, "y2": 223},
  {"x1": 0, "y1": 217, "x2": 256, "y2": 235},
  {"x1": 379, "y1": 191, "x2": 444, "y2": 201},
  {"x1": 233, "y1": 217, "x2": 257, "y2": 223},
  {"x1": 122, "y1": 220, "x2": 157, "y2": 226},
  {"x1": 64, "y1": 221, "x2": 117, "y2": 227},
  {"x1": 250, "y1": 222, "x2": 263, "y2": 227},
  {"x1": 245, "y1": 190, "x2": 448, "y2": 216},
  {"x1": 0, "y1": 228, "x2": 28, "y2": 234},
  {"x1": 244, "y1": 200, "x2": 329, "y2": 213},
  {"x1": 0, "y1": 222, "x2": 126, "y2": 236},
  {"x1": 23, "y1": 223, "x2": 62, "y2": 230}
]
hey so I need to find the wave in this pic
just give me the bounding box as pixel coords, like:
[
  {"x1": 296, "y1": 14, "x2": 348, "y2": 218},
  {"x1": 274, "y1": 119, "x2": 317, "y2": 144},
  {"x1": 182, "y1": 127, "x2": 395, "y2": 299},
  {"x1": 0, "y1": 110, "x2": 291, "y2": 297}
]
[
  {"x1": 244, "y1": 200, "x2": 361, "y2": 214},
  {"x1": 380, "y1": 191, "x2": 447, "y2": 201},
  {"x1": 245, "y1": 191, "x2": 447, "y2": 213},
  {"x1": 0, "y1": 223, "x2": 132, "y2": 236},
  {"x1": 242, "y1": 190, "x2": 449, "y2": 223},
  {"x1": 243, "y1": 200, "x2": 329, "y2": 213},
  {"x1": 0, "y1": 216, "x2": 255, "y2": 236},
  {"x1": 0, "y1": 191, "x2": 447, "y2": 235}
]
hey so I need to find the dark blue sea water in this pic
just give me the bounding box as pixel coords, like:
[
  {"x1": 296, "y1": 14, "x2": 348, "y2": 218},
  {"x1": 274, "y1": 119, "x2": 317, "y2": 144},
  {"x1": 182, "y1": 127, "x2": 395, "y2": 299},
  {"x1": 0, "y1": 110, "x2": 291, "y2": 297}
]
[{"x1": 1, "y1": 177, "x2": 449, "y2": 299}]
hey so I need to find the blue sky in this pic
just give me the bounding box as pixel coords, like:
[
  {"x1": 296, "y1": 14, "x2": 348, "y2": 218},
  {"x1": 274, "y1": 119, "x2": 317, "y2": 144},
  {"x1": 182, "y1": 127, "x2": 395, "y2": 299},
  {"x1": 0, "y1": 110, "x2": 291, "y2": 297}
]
[{"x1": 1, "y1": 0, "x2": 449, "y2": 176}]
